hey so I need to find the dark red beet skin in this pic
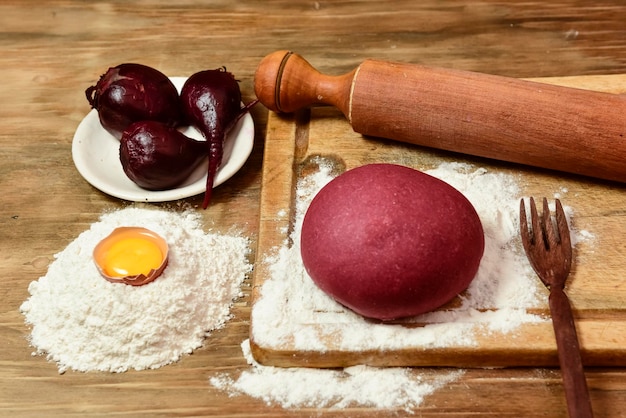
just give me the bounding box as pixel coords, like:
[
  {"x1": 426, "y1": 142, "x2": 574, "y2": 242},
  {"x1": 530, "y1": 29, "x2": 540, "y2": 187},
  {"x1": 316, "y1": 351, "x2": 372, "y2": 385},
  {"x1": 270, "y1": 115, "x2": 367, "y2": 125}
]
[
  {"x1": 180, "y1": 68, "x2": 256, "y2": 208},
  {"x1": 120, "y1": 121, "x2": 208, "y2": 190},
  {"x1": 86, "y1": 63, "x2": 181, "y2": 140}
]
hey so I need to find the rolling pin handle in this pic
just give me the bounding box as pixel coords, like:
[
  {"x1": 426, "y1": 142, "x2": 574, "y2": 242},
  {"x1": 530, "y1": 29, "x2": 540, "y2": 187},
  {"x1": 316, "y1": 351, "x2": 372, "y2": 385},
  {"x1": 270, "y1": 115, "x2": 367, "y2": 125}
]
[{"x1": 254, "y1": 50, "x2": 355, "y2": 116}]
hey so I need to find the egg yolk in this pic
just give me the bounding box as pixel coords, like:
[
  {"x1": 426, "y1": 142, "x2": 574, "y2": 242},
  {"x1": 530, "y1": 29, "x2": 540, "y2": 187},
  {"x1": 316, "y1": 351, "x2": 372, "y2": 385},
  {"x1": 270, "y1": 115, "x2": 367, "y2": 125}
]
[{"x1": 102, "y1": 237, "x2": 164, "y2": 278}]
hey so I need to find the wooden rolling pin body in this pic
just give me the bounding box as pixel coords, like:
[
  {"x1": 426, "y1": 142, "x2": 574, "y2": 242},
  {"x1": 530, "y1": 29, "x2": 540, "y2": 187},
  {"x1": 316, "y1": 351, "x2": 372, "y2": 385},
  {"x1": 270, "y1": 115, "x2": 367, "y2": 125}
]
[{"x1": 254, "y1": 51, "x2": 626, "y2": 183}]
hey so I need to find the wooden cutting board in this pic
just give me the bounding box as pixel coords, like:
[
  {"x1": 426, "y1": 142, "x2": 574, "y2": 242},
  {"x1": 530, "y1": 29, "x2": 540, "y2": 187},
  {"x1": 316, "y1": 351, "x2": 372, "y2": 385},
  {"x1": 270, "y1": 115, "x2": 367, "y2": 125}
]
[{"x1": 250, "y1": 74, "x2": 626, "y2": 368}]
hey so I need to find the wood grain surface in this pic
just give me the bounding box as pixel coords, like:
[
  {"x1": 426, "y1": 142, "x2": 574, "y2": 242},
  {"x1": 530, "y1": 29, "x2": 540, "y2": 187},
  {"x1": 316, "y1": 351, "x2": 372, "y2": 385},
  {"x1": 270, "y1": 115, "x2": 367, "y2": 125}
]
[{"x1": 1, "y1": 1, "x2": 626, "y2": 416}]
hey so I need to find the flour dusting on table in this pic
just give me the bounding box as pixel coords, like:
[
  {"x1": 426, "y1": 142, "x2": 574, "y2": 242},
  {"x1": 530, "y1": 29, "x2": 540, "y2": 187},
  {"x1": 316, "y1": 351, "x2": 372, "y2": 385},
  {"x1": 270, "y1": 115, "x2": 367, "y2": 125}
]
[{"x1": 210, "y1": 339, "x2": 464, "y2": 411}]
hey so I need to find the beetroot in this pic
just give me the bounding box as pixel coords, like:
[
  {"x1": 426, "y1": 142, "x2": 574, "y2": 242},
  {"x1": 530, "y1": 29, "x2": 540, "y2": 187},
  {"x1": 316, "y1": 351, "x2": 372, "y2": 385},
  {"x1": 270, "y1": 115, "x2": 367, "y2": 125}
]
[
  {"x1": 300, "y1": 163, "x2": 485, "y2": 321},
  {"x1": 120, "y1": 121, "x2": 207, "y2": 190},
  {"x1": 86, "y1": 63, "x2": 181, "y2": 139},
  {"x1": 180, "y1": 68, "x2": 256, "y2": 208}
]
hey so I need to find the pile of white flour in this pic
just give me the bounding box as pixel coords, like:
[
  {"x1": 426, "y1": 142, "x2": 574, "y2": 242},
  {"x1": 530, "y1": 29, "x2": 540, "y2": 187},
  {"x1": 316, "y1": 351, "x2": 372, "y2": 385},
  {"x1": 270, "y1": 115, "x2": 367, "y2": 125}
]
[{"x1": 20, "y1": 207, "x2": 252, "y2": 373}]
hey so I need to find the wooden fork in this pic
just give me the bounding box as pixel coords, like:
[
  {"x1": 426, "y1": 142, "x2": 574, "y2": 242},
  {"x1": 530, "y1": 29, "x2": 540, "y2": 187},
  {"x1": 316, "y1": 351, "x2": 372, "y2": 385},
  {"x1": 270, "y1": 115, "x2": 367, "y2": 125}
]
[{"x1": 519, "y1": 197, "x2": 593, "y2": 418}]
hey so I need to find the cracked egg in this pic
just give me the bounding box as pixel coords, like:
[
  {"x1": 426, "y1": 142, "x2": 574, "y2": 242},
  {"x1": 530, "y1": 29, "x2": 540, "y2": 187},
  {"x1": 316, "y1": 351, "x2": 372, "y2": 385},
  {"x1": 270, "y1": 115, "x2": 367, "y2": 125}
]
[{"x1": 93, "y1": 227, "x2": 169, "y2": 286}]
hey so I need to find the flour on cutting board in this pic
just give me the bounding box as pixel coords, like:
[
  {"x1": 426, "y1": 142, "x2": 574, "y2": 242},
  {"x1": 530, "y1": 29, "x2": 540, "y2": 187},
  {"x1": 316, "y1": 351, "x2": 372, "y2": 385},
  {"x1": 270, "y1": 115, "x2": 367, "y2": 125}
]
[
  {"x1": 211, "y1": 159, "x2": 592, "y2": 411},
  {"x1": 251, "y1": 159, "x2": 592, "y2": 351}
]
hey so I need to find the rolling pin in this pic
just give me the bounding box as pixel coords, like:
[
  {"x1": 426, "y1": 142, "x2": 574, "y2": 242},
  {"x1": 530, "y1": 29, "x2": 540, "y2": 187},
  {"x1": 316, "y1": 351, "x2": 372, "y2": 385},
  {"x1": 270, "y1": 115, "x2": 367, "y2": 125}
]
[{"x1": 254, "y1": 50, "x2": 626, "y2": 183}]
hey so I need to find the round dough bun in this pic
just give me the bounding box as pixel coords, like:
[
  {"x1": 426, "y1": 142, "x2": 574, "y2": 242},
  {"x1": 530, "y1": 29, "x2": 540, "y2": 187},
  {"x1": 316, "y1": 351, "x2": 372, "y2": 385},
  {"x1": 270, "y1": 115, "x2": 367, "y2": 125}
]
[{"x1": 300, "y1": 163, "x2": 484, "y2": 321}]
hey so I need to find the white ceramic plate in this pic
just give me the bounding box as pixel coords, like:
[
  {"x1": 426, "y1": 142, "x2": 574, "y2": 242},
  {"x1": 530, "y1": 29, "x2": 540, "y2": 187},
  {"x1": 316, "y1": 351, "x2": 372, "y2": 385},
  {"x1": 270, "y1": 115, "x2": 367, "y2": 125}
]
[{"x1": 72, "y1": 77, "x2": 255, "y2": 202}]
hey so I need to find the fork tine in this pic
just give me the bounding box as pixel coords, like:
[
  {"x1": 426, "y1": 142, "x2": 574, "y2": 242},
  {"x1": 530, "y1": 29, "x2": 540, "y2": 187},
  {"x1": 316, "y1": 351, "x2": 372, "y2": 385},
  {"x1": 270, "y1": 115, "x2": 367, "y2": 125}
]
[
  {"x1": 542, "y1": 197, "x2": 558, "y2": 249},
  {"x1": 519, "y1": 198, "x2": 531, "y2": 246},
  {"x1": 528, "y1": 196, "x2": 546, "y2": 249},
  {"x1": 555, "y1": 198, "x2": 573, "y2": 267},
  {"x1": 555, "y1": 199, "x2": 571, "y2": 247},
  {"x1": 520, "y1": 198, "x2": 542, "y2": 275}
]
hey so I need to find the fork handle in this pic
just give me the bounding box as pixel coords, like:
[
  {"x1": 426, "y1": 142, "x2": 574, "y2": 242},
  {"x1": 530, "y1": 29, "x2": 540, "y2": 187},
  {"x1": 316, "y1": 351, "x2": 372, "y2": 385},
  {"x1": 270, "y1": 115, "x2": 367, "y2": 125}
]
[{"x1": 549, "y1": 287, "x2": 594, "y2": 418}]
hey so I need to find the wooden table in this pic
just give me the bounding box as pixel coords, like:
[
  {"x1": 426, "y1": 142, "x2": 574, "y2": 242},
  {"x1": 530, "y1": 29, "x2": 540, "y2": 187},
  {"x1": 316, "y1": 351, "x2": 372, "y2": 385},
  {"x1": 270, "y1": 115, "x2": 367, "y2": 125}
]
[{"x1": 1, "y1": 1, "x2": 625, "y2": 416}]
